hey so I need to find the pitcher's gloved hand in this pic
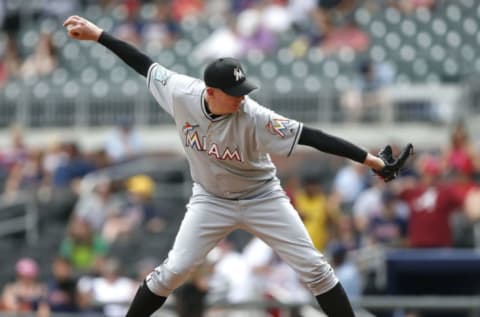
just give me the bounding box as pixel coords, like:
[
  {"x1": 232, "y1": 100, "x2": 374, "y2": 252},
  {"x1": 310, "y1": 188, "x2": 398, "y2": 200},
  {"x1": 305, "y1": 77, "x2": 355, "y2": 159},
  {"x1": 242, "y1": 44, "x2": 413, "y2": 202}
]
[{"x1": 373, "y1": 143, "x2": 414, "y2": 182}]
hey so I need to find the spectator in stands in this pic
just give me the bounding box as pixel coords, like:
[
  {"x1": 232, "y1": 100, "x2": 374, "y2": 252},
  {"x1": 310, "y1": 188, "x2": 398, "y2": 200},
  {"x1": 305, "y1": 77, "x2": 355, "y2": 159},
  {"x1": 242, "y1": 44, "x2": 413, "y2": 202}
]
[
  {"x1": 52, "y1": 141, "x2": 96, "y2": 190},
  {"x1": 353, "y1": 177, "x2": 387, "y2": 242},
  {"x1": 141, "y1": 0, "x2": 180, "y2": 50},
  {"x1": 0, "y1": 33, "x2": 22, "y2": 85},
  {"x1": 242, "y1": 237, "x2": 311, "y2": 314},
  {"x1": 0, "y1": 124, "x2": 28, "y2": 170},
  {"x1": 127, "y1": 174, "x2": 166, "y2": 233},
  {"x1": 390, "y1": 0, "x2": 436, "y2": 14},
  {"x1": 113, "y1": 1, "x2": 143, "y2": 47},
  {"x1": 102, "y1": 174, "x2": 163, "y2": 242},
  {"x1": 332, "y1": 160, "x2": 368, "y2": 211},
  {"x1": 37, "y1": 0, "x2": 81, "y2": 21},
  {"x1": 192, "y1": 16, "x2": 243, "y2": 62},
  {"x1": 230, "y1": 0, "x2": 258, "y2": 13},
  {"x1": 311, "y1": 0, "x2": 356, "y2": 43},
  {"x1": 236, "y1": 0, "x2": 289, "y2": 56},
  {"x1": 443, "y1": 121, "x2": 479, "y2": 176},
  {"x1": 3, "y1": 148, "x2": 45, "y2": 201},
  {"x1": 87, "y1": 148, "x2": 112, "y2": 170},
  {"x1": 0, "y1": 57, "x2": 6, "y2": 86},
  {"x1": 295, "y1": 174, "x2": 338, "y2": 251},
  {"x1": 2, "y1": 33, "x2": 22, "y2": 76},
  {"x1": 1, "y1": 0, "x2": 22, "y2": 37},
  {"x1": 170, "y1": 0, "x2": 204, "y2": 22},
  {"x1": 328, "y1": 242, "x2": 362, "y2": 300},
  {"x1": 341, "y1": 59, "x2": 395, "y2": 122},
  {"x1": 59, "y1": 217, "x2": 108, "y2": 274},
  {"x1": 77, "y1": 257, "x2": 136, "y2": 317},
  {"x1": 44, "y1": 257, "x2": 79, "y2": 313},
  {"x1": 42, "y1": 139, "x2": 66, "y2": 187},
  {"x1": 0, "y1": 125, "x2": 28, "y2": 194},
  {"x1": 207, "y1": 237, "x2": 251, "y2": 303},
  {"x1": 20, "y1": 32, "x2": 58, "y2": 79},
  {"x1": 74, "y1": 175, "x2": 123, "y2": 233},
  {"x1": 288, "y1": 0, "x2": 318, "y2": 35},
  {"x1": 366, "y1": 190, "x2": 408, "y2": 248},
  {"x1": 0, "y1": 258, "x2": 47, "y2": 313},
  {"x1": 105, "y1": 118, "x2": 144, "y2": 163},
  {"x1": 399, "y1": 154, "x2": 476, "y2": 248},
  {"x1": 331, "y1": 212, "x2": 360, "y2": 251}
]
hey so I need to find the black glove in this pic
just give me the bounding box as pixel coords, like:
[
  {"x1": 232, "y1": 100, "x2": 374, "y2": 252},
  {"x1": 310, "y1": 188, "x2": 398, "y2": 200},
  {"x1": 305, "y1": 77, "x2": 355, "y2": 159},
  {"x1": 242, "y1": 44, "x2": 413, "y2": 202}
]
[{"x1": 373, "y1": 143, "x2": 414, "y2": 182}]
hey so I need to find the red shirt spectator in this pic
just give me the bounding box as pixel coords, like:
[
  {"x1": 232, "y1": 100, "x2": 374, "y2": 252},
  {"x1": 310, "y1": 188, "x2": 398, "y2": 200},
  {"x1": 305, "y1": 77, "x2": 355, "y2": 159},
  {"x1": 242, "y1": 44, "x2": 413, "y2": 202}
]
[
  {"x1": 171, "y1": 0, "x2": 203, "y2": 21},
  {"x1": 321, "y1": 21, "x2": 370, "y2": 54},
  {"x1": 401, "y1": 182, "x2": 473, "y2": 248},
  {"x1": 400, "y1": 155, "x2": 476, "y2": 247}
]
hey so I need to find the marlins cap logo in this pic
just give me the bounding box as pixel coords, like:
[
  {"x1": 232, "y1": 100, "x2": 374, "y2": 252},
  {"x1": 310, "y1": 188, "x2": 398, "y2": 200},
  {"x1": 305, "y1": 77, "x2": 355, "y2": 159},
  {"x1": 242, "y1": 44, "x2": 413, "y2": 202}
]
[{"x1": 233, "y1": 67, "x2": 245, "y2": 82}]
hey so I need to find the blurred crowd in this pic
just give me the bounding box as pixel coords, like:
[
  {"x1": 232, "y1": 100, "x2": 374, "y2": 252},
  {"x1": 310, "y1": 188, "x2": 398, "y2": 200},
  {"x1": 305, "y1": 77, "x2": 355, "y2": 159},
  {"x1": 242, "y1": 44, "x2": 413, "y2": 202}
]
[
  {"x1": 0, "y1": 0, "x2": 438, "y2": 84},
  {"x1": 2, "y1": 0, "x2": 478, "y2": 317},
  {"x1": 0, "y1": 0, "x2": 449, "y2": 125},
  {"x1": 0, "y1": 118, "x2": 479, "y2": 317}
]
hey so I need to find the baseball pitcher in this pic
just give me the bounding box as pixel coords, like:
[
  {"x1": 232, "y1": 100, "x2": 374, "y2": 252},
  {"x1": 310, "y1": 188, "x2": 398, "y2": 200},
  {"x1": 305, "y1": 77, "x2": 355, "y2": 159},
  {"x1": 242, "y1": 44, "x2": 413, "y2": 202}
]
[{"x1": 64, "y1": 15, "x2": 413, "y2": 317}]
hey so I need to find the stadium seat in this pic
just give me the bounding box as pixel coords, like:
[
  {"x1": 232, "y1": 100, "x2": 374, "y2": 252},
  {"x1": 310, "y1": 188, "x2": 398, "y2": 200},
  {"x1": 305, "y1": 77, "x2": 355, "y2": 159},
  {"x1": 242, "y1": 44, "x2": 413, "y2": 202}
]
[
  {"x1": 385, "y1": 7, "x2": 402, "y2": 25},
  {"x1": 260, "y1": 61, "x2": 278, "y2": 79},
  {"x1": 274, "y1": 76, "x2": 292, "y2": 94},
  {"x1": 354, "y1": 7, "x2": 372, "y2": 27},
  {"x1": 304, "y1": 76, "x2": 322, "y2": 93},
  {"x1": 276, "y1": 48, "x2": 294, "y2": 65},
  {"x1": 121, "y1": 79, "x2": 140, "y2": 96},
  {"x1": 291, "y1": 60, "x2": 309, "y2": 78},
  {"x1": 62, "y1": 80, "x2": 81, "y2": 98},
  {"x1": 400, "y1": 19, "x2": 417, "y2": 38},
  {"x1": 110, "y1": 66, "x2": 128, "y2": 84},
  {"x1": 81, "y1": 67, "x2": 99, "y2": 85},
  {"x1": 51, "y1": 67, "x2": 70, "y2": 86},
  {"x1": 174, "y1": 38, "x2": 193, "y2": 57}
]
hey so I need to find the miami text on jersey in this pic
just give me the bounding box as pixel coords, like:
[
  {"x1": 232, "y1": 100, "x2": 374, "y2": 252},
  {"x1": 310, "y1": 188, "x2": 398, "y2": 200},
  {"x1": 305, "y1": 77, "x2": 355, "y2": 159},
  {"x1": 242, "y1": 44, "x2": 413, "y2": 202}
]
[{"x1": 182, "y1": 122, "x2": 243, "y2": 162}]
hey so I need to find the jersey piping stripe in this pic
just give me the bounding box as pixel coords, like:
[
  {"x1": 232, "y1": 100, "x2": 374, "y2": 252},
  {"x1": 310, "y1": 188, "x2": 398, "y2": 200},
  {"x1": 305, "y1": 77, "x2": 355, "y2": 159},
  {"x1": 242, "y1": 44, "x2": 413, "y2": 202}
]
[
  {"x1": 287, "y1": 123, "x2": 303, "y2": 157},
  {"x1": 146, "y1": 63, "x2": 157, "y2": 89}
]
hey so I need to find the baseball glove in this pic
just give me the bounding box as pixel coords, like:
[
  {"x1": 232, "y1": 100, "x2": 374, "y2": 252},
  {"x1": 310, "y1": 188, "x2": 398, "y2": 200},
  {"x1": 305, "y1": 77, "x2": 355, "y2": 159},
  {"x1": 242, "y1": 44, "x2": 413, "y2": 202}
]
[{"x1": 373, "y1": 143, "x2": 414, "y2": 182}]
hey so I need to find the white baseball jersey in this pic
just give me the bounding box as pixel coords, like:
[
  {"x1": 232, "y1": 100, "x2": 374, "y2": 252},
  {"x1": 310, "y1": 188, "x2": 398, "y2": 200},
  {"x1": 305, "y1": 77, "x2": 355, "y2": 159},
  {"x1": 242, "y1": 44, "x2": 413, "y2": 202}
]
[
  {"x1": 144, "y1": 62, "x2": 338, "y2": 299},
  {"x1": 147, "y1": 63, "x2": 303, "y2": 199}
]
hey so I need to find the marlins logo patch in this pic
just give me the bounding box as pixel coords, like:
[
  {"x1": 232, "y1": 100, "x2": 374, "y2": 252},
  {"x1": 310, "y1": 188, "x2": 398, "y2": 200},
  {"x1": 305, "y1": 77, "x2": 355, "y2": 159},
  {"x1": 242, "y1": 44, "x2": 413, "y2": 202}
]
[
  {"x1": 266, "y1": 118, "x2": 296, "y2": 138},
  {"x1": 154, "y1": 66, "x2": 172, "y2": 86}
]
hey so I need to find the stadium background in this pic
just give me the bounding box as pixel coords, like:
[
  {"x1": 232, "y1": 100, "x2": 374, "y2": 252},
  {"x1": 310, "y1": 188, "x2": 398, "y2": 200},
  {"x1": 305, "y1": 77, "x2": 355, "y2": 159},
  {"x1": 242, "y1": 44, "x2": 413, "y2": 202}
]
[{"x1": 1, "y1": 0, "x2": 480, "y2": 317}]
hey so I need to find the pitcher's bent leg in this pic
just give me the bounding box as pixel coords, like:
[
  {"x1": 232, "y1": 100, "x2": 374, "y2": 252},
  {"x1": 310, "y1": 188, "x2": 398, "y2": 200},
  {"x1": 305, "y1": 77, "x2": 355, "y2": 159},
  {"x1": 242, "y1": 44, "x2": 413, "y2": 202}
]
[
  {"x1": 147, "y1": 199, "x2": 237, "y2": 296},
  {"x1": 244, "y1": 196, "x2": 338, "y2": 296}
]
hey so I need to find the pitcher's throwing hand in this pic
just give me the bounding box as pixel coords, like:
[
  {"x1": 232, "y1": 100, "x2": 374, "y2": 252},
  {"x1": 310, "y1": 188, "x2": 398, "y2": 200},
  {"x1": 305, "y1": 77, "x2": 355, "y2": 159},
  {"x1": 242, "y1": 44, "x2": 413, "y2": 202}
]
[{"x1": 63, "y1": 15, "x2": 102, "y2": 41}]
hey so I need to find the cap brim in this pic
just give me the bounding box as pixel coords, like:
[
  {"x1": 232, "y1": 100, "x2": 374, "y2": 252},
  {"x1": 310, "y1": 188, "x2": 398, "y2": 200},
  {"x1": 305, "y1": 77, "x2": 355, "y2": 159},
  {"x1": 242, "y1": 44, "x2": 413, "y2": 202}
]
[{"x1": 222, "y1": 80, "x2": 258, "y2": 97}]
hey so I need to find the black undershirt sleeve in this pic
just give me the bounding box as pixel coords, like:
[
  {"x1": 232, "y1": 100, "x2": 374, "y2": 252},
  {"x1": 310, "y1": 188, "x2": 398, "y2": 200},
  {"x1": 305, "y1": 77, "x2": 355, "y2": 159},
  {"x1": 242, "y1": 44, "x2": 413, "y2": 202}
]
[
  {"x1": 298, "y1": 125, "x2": 367, "y2": 163},
  {"x1": 97, "y1": 31, "x2": 154, "y2": 77}
]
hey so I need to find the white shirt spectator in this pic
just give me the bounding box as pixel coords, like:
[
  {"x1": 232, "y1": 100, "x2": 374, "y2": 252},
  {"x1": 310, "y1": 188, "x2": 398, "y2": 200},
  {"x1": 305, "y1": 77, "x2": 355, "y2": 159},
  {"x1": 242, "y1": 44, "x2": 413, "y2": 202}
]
[
  {"x1": 78, "y1": 262, "x2": 136, "y2": 317},
  {"x1": 243, "y1": 237, "x2": 310, "y2": 303},
  {"x1": 105, "y1": 125, "x2": 144, "y2": 163},
  {"x1": 208, "y1": 243, "x2": 252, "y2": 303},
  {"x1": 333, "y1": 163, "x2": 366, "y2": 206},
  {"x1": 192, "y1": 26, "x2": 242, "y2": 62}
]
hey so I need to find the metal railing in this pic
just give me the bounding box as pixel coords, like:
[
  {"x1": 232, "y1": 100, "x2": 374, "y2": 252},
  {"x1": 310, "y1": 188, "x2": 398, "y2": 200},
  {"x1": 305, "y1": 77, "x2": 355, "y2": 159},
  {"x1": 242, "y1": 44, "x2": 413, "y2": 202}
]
[
  {"x1": 0, "y1": 191, "x2": 39, "y2": 245},
  {"x1": 0, "y1": 80, "x2": 468, "y2": 129}
]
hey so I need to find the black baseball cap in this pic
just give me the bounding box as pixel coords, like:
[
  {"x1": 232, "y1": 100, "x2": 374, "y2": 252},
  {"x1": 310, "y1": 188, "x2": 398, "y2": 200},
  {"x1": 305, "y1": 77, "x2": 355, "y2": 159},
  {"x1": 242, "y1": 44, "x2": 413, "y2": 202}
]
[{"x1": 204, "y1": 57, "x2": 258, "y2": 97}]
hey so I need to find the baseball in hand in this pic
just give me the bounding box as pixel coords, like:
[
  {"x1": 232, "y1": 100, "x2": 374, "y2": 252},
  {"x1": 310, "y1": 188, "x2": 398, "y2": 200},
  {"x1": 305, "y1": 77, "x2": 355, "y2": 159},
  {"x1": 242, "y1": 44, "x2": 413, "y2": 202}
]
[{"x1": 66, "y1": 24, "x2": 79, "y2": 36}]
